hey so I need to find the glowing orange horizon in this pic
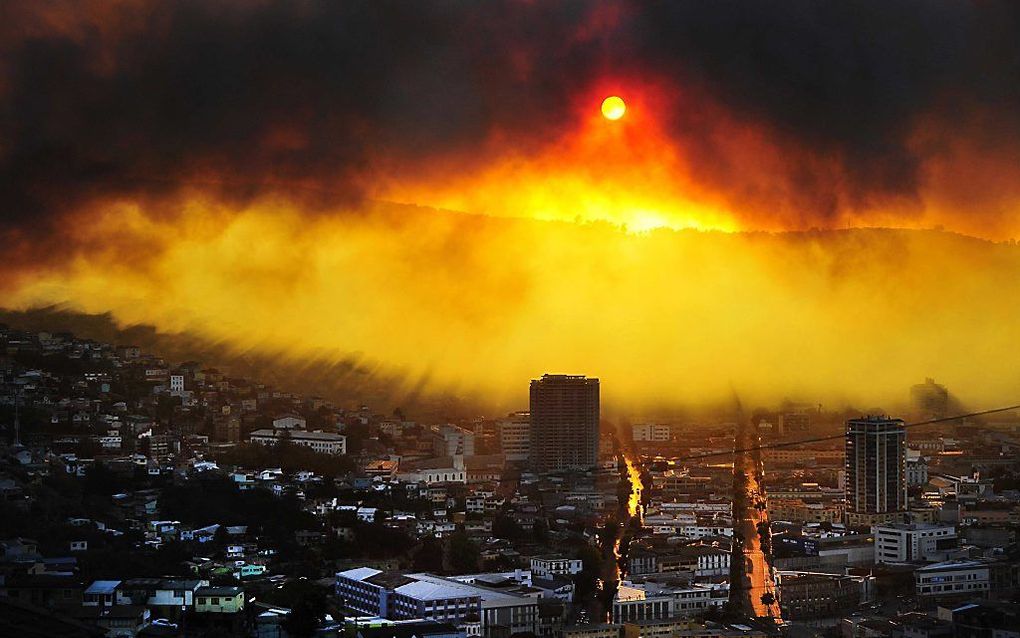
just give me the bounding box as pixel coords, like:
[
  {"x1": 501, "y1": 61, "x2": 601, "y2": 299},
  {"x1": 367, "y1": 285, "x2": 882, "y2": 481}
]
[
  {"x1": 372, "y1": 78, "x2": 1017, "y2": 239},
  {"x1": 377, "y1": 82, "x2": 744, "y2": 233},
  {"x1": 1, "y1": 76, "x2": 1019, "y2": 414}
]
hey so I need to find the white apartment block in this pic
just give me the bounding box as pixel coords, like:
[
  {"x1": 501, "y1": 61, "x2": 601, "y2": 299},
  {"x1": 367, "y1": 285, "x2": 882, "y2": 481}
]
[
  {"x1": 433, "y1": 424, "x2": 476, "y2": 457},
  {"x1": 398, "y1": 467, "x2": 467, "y2": 485},
  {"x1": 530, "y1": 556, "x2": 583, "y2": 578},
  {"x1": 249, "y1": 429, "x2": 346, "y2": 455},
  {"x1": 874, "y1": 523, "x2": 957, "y2": 564},
  {"x1": 272, "y1": 414, "x2": 307, "y2": 430},
  {"x1": 169, "y1": 375, "x2": 185, "y2": 393},
  {"x1": 611, "y1": 583, "x2": 723, "y2": 623},
  {"x1": 633, "y1": 423, "x2": 670, "y2": 442},
  {"x1": 499, "y1": 413, "x2": 531, "y2": 462},
  {"x1": 915, "y1": 560, "x2": 992, "y2": 598}
]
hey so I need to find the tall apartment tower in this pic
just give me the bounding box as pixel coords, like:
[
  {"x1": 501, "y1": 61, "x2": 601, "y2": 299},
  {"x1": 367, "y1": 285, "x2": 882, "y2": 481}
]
[
  {"x1": 910, "y1": 377, "x2": 949, "y2": 419},
  {"x1": 845, "y1": 416, "x2": 908, "y2": 525},
  {"x1": 529, "y1": 374, "x2": 600, "y2": 471},
  {"x1": 499, "y1": 411, "x2": 532, "y2": 463}
]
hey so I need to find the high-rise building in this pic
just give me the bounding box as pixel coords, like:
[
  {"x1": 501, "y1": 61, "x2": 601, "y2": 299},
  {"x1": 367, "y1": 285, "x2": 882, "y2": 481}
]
[
  {"x1": 845, "y1": 416, "x2": 907, "y2": 525},
  {"x1": 499, "y1": 411, "x2": 531, "y2": 462},
  {"x1": 910, "y1": 378, "x2": 949, "y2": 419},
  {"x1": 529, "y1": 374, "x2": 599, "y2": 471}
]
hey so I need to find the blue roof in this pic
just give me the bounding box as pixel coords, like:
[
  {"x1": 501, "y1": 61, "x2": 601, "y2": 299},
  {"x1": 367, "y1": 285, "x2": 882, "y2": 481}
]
[{"x1": 85, "y1": 580, "x2": 121, "y2": 595}]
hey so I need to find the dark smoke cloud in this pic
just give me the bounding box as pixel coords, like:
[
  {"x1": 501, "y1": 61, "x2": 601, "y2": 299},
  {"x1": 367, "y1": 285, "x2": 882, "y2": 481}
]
[
  {"x1": 1, "y1": 0, "x2": 1020, "y2": 232},
  {"x1": 0, "y1": 1, "x2": 605, "y2": 230},
  {"x1": 629, "y1": 0, "x2": 1020, "y2": 217}
]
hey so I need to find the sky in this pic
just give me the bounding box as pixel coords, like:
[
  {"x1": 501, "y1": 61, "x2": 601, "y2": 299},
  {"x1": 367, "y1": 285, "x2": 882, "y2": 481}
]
[{"x1": 2, "y1": 1, "x2": 1020, "y2": 410}]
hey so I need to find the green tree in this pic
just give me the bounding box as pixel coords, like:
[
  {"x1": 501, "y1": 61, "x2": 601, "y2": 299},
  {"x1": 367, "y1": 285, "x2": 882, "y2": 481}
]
[
  {"x1": 532, "y1": 520, "x2": 548, "y2": 544},
  {"x1": 266, "y1": 580, "x2": 329, "y2": 638},
  {"x1": 492, "y1": 514, "x2": 524, "y2": 541},
  {"x1": 572, "y1": 544, "x2": 603, "y2": 602},
  {"x1": 448, "y1": 530, "x2": 480, "y2": 574},
  {"x1": 414, "y1": 537, "x2": 445, "y2": 573}
]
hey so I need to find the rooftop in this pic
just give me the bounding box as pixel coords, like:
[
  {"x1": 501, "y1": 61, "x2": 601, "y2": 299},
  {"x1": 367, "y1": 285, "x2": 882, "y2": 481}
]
[
  {"x1": 917, "y1": 559, "x2": 993, "y2": 572},
  {"x1": 84, "y1": 580, "x2": 121, "y2": 595},
  {"x1": 249, "y1": 429, "x2": 345, "y2": 441},
  {"x1": 196, "y1": 586, "x2": 243, "y2": 596},
  {"x1": 358, "y1": 621, "x2": 459, "y2": 638}
]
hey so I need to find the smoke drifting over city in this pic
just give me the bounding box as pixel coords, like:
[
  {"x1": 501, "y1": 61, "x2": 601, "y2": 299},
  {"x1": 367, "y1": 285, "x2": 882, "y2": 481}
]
[
  {"x1": 5, "y1": 0, "x2": 1020, "y2": 233},
  {"x1": 7, "y1": 6, "x2": 1020, "y2": 633},
  {"x1": 3, "y1": 1, "x2": 1020, "y2": 408}
]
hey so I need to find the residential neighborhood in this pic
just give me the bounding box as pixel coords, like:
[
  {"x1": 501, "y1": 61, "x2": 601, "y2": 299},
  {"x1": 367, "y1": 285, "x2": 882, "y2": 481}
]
[{"x1": 3, "y1": 329, "x2": 1020, "y2": 637}]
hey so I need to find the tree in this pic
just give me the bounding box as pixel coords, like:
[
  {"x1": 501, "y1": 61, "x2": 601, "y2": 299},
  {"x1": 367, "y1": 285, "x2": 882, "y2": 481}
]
[
  {"x1": 448, "y1": 530, "x2": 480, "y2": 574},
  {"x1": 492, "y1": 514, "x2": 524, "y2": 541},
  {"x1": 572, "y1": 545, "x2": 603, "y2": 602},
  {"x1": 213, "y1": 524, "x2": 229, "y2": 549},
  {"x1": 413, "y1": 537, "x2": 445, "y2": 573},
  {"x1": 532, "y1": 520, "x2": 549, "y2": 544},
  {"x1": 267, "y1": 580, "x2": 328, "y2": 638}
]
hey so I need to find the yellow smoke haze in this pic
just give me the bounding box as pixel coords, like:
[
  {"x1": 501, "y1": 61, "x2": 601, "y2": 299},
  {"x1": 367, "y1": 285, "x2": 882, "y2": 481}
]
[{"x1": 6, "y1": 196, "x2": 1020, "y2": 411}]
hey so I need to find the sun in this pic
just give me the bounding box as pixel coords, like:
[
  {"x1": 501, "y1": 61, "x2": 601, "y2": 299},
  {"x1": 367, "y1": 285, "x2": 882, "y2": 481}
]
[{"x1": 601, "y1": 95, "x2": 626, "y2": 121}]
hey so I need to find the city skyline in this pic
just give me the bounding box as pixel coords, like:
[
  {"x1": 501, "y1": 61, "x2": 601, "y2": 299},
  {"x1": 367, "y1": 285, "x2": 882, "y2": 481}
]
[
  {"x1": 2, "y1": 3, "x2": 1020, "y2": 635},
  {"x1": 1, "y1": 322, "x2": 1018, "y2": 635},
  {"x1": 1, "y1": 3, "x2": 1020, "y2": 410}
]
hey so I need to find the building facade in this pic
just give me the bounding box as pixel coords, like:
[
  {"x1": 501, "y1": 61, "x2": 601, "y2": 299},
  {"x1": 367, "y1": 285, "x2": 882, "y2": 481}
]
[
  {"x1": 337, "y1": 568, "x2": 538, "y2": 638},
  {"x1": 610, "y1": 584, "x2": 721, "y2": 623},
  {"x1": 249, "y1": 429, "x2": 347, "y2": 454},
  {"x1": 915, "y1": 560, "x2": 992, "y2": 599},
  {"x1": 874, "y1": 523, "x2": 958, "y2": 564},
  {"x1": 529, "y1": 375, "x2": 600, "y2": 472},
  {"x1": 194, "y1": 586, "x2": 244, "y2": 613},
  {"x1": 632, "y1": 423, "x2": 670, "y2": 442},
  {"x1": 530, "y1": 556, "x2": 583, "y2": 578},
  {"x1": 776, "y1": 572, "x2": 867, "y2": 621},
  {"x1": 499, "y1": 412, "x2": 531, "y2": 462},
  {"x1": 845, "y1": 416, "x2": 907, "y2": 523},
  {"x1": 433, "y1": 425, "x2": 476, "y2": 457}
]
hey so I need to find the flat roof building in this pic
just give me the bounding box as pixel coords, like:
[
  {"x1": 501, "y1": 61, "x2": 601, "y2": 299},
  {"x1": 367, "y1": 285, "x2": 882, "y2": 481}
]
[
  {"x1": 499, "y1": 412, "x2": 531, "y2": 463},
  {"x1": 249, "y1": 429, "x2": 347, "y2": 455},
  {"x1": 336, "y1": 568, "x2": 538, "y2": 638},
  {"x1": 529, "y1": 374, "x2": 599, "y2": 472},
  {"x1": 874, "y1": 523, "x2": 958, "y2": 564},
  {"x1": 845, "y1": 416, "x2": 906, "y2": 524}
]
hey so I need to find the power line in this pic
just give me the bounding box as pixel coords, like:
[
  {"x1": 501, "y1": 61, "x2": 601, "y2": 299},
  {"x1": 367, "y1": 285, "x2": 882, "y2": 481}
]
[{"x1": 666, "y1": 404, "x2": 1020, "y2": 465}]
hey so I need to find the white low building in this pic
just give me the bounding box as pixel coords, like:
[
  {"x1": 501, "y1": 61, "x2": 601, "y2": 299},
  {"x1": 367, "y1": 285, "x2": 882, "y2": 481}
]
[
  {"x1": 874, "y1": 523, "x2": 957, "y2": 564},
  {"x1": 530, "y1": 556, "x2": 582, "y2": 578},
  {"x1": 398, "y1": 468, "x2": 467, "y2": 484},
  {"x1": 915, "y1": 560, "x2": 993, "y2": 598},
  {"x1": 249, "y1": 429, "x2": 347, "y2": 455},
  {"x1": 632, "y1": 423, "x2": 670, "y2": 442},
  {"x1": 336, "y1": 568, "x2": 538, "y2": 638},
  {"x1": 611, "y1": 582, "x2": 724, "y2": 623},
  {"x1": 272, "y1": 414, "x2": 306, "y2": 430}
]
